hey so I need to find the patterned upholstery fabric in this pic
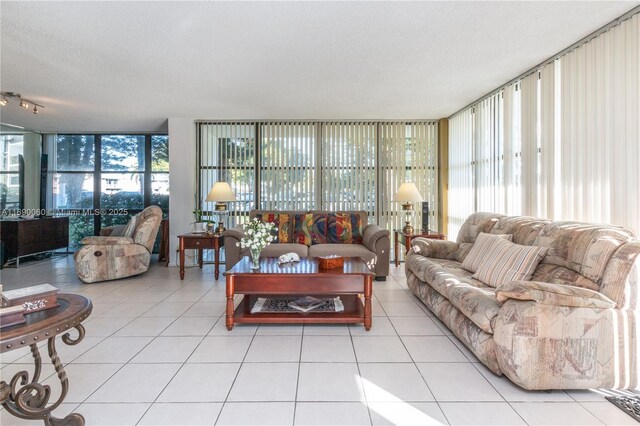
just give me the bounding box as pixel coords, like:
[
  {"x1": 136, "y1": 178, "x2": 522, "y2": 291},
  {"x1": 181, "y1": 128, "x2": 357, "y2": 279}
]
[
  {"x1": 470, "y1": 235, "x2": 548, "y2": 288},
  {"x1": 74, "y1": 206, "x2": 162, "y2": 283},
  {"x1": 496, "y1": 280, "x2": 616, "y2": 309},
  {"x1": 405, "y1": 212, "x2": 640, "y2": 390},
  {"x1": 328, "y1": 213, "x2": 353, "y2": 244},
  {"x1": 494, "y1": 300, "x2": 639, "y2": 390},
  {"x1": 255, "y1": 212, "x2": 292, "y2": 243},
  {"x1": 531, "y1": 263, "x2": 599, "y2": 291},
  {"x1": 533, "y1": 222, "x2": 637, "y2": 284},
  {"x1": 455, "y1": 212, "x2": 504, "y2": 244},
  {"x1": 407, "y1": 271, "x2": 502, "y2": 374},
  {"x1": 407, "y1": 256, "x2": 500, "y2": 333},
  {"x1": 411, "y1": 238, "x2": 459, "y2": 260},
  {"x1": 293, "y1": 213, "x2": 328, "y2": 246},
  {"x1": 489, "y1": 216, "x2": 550, "y2": 245},
  {"x1": 461, "y1": 233, "x2": 513, "y2": 273},
  {"x1": 123, "y1": 214, "x2": 138, "y2": 238}
]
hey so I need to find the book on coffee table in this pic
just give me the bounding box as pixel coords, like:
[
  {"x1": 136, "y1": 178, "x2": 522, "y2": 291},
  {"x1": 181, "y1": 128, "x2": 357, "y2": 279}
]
[{"x1": 288, "y1": 296, "x2": 326, "y2": 313}]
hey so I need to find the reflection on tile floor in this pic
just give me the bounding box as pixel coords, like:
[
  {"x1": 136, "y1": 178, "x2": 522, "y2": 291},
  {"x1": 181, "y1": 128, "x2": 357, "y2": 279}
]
[{"x1": 0, "y1": 256, "x2": 634, "y2": 425}]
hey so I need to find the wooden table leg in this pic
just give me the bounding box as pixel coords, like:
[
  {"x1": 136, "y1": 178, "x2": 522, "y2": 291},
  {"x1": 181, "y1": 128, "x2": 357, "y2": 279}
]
[
  {"x1": 214, "y1": 247, "x2": 220, "y2": 280},
  {"x1": 364, "y1": 275, "x2": 373, "y2": 331},
  {"x1": 226, "y1": 276, "x2": 235, "y2": 330},
  {"x1": 179, "y1": 238, "x2": 185, "y2": 280},
  {"x1": 198, "y1": 249, "x2": 203, "y2": 269}
]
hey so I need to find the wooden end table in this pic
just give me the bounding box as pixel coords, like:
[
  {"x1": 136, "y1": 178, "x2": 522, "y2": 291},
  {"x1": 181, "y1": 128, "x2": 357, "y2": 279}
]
[
  {"x1": 0, "y1": 293, "x2": 92, "y2": 426},
  {"x1": 178, "y1": 233, "x2": 224, "y2": 280},
  {"x1": 224, "y1": 257, "x2": 374, "y2": 331},
  {"x1": 394, "y1": 229, "x2": 447, "y2": 266}
]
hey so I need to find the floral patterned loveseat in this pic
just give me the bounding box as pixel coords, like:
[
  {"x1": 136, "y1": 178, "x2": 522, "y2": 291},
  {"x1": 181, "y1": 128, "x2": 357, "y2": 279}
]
[
  {"x1": 225, "y1": 210, "x2": 390, "y2": 279},
  {"x1": 406, "y1": 212, "x2": 640, "y2": 390}
]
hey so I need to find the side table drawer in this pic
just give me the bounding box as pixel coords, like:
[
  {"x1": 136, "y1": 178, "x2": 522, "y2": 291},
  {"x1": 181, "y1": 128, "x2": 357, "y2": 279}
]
[{"x1": 183, "y1": 238, "x2": 215, "y2": 249}]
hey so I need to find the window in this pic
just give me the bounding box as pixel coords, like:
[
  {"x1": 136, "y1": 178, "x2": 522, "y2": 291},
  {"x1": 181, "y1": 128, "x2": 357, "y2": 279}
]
[
  {"x1": 197, "y1": 121, "x2": 438, "y2": 248},
  {"x1": 46, "y1": 134, "x2": 168, "y2": 248},
  {"x1": 0, "y1": 135, "x2": 23, "y2": 209}
]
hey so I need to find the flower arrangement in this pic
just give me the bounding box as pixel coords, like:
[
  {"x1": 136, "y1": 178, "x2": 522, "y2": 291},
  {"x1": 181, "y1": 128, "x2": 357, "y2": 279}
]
[{"x1": 236, "y1": 218, "x2": 276, "y2": 269}]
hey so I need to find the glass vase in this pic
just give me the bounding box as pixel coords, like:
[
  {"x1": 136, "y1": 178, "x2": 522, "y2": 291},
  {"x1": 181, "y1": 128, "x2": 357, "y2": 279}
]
[{"x1": 250, "y1": 248, "x2": 261, "y2": 269}]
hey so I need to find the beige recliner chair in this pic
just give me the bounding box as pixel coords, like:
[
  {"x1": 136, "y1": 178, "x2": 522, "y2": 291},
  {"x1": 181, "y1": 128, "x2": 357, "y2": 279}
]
[{"x1": 74, "y1": 206, "x2": 163, "y2": 283}]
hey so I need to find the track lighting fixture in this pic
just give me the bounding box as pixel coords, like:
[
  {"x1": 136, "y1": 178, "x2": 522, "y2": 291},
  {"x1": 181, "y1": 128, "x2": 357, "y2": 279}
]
[{"x1": 0, "y1": 92, "x2": 45, "y2": 114}]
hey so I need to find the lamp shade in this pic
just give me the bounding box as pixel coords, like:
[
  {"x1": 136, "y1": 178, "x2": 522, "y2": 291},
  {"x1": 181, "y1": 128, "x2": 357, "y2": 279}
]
[
  {"x1": 393, "y1": 182, "x2": 423, "y2": 203},
  {"x1": 205, "y1": 182, "x2": 237, "y2": 202}
]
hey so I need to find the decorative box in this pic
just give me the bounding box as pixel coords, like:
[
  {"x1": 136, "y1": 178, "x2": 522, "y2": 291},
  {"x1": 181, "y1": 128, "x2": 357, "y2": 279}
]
[
  {"x1": 318, "y1": 255, "x2": 344, "y2": 270},
  {"x1": 0, "y1": 305, "x2": 26, "y2": 328},
  {"x1": 1, "y1": 284, "x2": 59, "y2": 314}
]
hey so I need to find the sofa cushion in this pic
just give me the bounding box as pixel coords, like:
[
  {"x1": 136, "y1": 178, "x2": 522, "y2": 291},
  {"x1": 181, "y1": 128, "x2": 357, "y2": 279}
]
[
  {"x1": 406, "y1": 255, "x2": 501, "y2": 333},
  {"x1": 308, "y1": 243, "x2": 375, "y2": 266},
  {"x1": 489, "y1": 216, "x2": 550, "y2": 246},
  {"x1": 255, "y1": 212, "x2": 292, "y2": 243},
  {"x1": 293, "y1": 213, "x2": 328, "y2": 246},
  {"x1": 260, "y1": 243, "x2": 308, "y2": 259},
  {"x1": 461, "y1": 233, "x2": 513, "y2": 273},
  {"x1": 456, "y1": 212, "x2": 504, "y2": 244},
  {"x1": 531, "y1": 263, "x2": 599, "y2": 291},
  {"x1": 533, "y1": 222, "x2": 636, "y2": 284},
  {"x1": 471, "y1": 236, "x2": 548, "y2": 288},
  {"x1": 327, "y1": 212, "x2": 364, "y2": 244}
]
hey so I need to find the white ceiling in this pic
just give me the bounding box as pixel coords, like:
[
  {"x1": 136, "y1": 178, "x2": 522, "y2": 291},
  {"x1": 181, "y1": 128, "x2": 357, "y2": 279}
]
[{"x1": 1, "y1": 1, "x2": 637, "y2": 133}]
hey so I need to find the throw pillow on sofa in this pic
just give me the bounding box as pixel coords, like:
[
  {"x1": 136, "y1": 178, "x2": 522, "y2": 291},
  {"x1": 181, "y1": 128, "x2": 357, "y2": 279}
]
[
  {"x1": 293, "y1": 213, "x2": 328, "y2": 245},
  {"x1": 468, "y1": 233, "x2": 548, "y2": 288},
  {"x1": 255, "y1": 213, "x2": 292, "y2": 243},
  {"x1": 327, "y1": 213, "x2": 364, "y2": 244},
  {"x1": 461, "y1": 232, "x2": 513, "y2": 273}
]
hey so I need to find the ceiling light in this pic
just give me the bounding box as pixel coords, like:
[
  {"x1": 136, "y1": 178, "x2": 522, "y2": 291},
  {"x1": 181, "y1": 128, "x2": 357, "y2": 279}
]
[{"x1": 0, "y1": 92, "x2": 45, "y2": 115}]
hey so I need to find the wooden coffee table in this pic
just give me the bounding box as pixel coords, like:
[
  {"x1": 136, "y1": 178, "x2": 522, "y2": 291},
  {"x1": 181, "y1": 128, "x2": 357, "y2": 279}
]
[{"x1": 224, "y1": 257, "x2": 374, "y2": 331}]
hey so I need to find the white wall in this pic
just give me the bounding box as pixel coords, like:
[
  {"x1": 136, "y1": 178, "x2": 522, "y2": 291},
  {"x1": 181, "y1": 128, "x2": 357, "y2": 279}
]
[{"x1": 168, "y1": 118, "x2": 197, "y2": 266}]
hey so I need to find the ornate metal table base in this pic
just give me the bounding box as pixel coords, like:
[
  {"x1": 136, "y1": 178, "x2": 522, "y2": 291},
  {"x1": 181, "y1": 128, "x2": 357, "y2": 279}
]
[{"x1": 1, "y1": 325, "x2": 86, "y2": 426}]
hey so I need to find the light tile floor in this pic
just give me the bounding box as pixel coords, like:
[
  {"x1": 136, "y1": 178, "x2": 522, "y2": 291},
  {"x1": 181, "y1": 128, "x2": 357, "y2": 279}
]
[{"x1": 0, "y1": 255, "x2": 637, "y2": 425}]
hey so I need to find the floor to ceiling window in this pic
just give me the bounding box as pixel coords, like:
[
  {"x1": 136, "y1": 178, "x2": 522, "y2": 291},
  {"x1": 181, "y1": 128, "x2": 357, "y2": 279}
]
[
  {"x1": 196, "y1": 121, "x2": 439, "y2": 259},
  {"x1": 45, "y1": 134, "x2": 169, "y2": 249}
]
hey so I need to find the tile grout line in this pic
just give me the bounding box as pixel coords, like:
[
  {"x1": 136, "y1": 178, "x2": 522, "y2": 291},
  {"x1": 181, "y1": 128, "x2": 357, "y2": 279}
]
[
  {"x1": 212, "y1": 316, "x2": 260, "y2": 425},
  {"x1": 348, "y1": 314, "x2": 374, "y2": 426}
]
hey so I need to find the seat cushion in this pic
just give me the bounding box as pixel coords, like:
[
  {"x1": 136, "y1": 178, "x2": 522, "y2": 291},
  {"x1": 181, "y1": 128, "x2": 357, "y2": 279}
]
[
  {"x1": 406, "y1": 255, "x2": 501, "y2": 333},
  {"x1": 260, "y1": 243, "x2": 308, "y2": 258},
  {"x1": 308, "y1": 243, "x2": 375, "y2": 265}
]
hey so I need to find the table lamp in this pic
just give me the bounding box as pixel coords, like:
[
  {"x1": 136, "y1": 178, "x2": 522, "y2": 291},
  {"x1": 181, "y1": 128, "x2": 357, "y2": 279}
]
[
  {"x1": 206, "y1": 182, "x2": 237, "y2": 211},
  {"x1": 206, "y1": 182, "x2": 237, "y2": 234},
  {"x1": 393, "y1": 182, "x2": 423, "y2": 234}
]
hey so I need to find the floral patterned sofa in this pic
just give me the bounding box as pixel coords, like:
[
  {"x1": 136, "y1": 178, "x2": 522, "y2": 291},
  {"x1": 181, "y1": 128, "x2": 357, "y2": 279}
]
[
  {"x1": 224, "y1": 210, "x2": 390, "y2": 279},
  {"x1": 74, "y1": 206, "x2": 163, "y2": 283},
  {"x1": 406, "y1": 212, "x2": 640, "y2": 390}
]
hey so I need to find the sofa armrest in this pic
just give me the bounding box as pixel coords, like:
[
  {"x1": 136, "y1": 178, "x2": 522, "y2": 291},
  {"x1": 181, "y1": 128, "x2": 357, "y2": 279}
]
[
  {"x1": 410, "y1": 238, "x2": 459, "y2": 260},
  {"x1": 362, "y1": 224, "x2": 390, "y2": 278},
  {"x1": 362, "y1": 224, "x2": 389, "y2": 251},
  {"x1": 80, "y1": 236, "x2": 135, "y2": 246},
  {"x1": 496, "y1": 280, "x2": 616, "y2": 309},
  {"x1": 223, "y1": 225, "x2": 245, "y2": 269}
]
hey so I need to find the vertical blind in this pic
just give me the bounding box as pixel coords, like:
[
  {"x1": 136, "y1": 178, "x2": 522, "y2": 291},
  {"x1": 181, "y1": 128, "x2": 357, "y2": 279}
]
[
  {"x1": 320, "y1": 122, "x2": 377, "y2": 214},
  {"x1": 260, "y1": 122, "x2": 316, "y2": 211},
  {"x1": 378, "y1": 122, "x2": 439, "y2": 240},
  {"x1": 448, "y1": 12, "x2": 640, "y2": 235},
  {"x1": 199, "y1": 122, "x2": 256, "y2": 226},
  {"x1": 197, "y1": 121, "x2": 439, "y2": 250}
]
